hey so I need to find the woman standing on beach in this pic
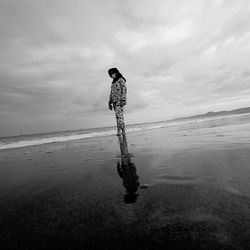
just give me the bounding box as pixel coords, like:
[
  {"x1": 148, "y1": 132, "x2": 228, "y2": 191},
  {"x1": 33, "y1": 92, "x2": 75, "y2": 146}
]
[{"x1": 108, "y1": 68, "x2": 127, "y2": 136}]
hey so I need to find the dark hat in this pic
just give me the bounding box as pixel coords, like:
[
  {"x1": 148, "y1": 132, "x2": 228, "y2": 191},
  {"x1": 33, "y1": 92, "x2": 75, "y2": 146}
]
[{"x1": 108, "y1": 67, "x2": 119, "y2": 77}]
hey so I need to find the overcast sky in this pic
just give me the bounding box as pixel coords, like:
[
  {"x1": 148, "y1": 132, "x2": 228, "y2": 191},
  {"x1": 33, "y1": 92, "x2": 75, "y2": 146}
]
[{"x1": 1, "y1": 0, "x2": 250, "y2": 136}]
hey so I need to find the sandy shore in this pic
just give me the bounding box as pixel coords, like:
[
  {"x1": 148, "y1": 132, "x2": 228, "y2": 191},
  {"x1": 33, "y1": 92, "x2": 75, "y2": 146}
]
[{"x1": 1, "y1": 119, "x2": 250, "y2": 249}]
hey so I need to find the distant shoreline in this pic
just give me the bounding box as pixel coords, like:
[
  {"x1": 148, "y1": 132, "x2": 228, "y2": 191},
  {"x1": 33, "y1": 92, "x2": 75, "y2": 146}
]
[{"x1": 170, "y1": 107, "x2": 250, "y2": 122}]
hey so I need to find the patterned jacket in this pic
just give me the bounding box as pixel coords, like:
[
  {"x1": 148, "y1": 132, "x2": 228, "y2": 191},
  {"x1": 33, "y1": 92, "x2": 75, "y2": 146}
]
[{"x1": 109, "y1": 77, "x2": 127, "y2": 105}]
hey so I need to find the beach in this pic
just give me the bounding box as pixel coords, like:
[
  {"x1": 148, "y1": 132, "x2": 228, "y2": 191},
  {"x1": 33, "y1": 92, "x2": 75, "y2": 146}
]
[{"x1": 1, "y1": 114, "x2": 250, "y2": 249}]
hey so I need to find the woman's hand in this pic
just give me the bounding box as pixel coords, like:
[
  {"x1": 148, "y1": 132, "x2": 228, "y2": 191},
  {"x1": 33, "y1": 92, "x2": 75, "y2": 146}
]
[
  {"x1": 108, "y1": 101, "x2": 113, "y2": 110},
  {"x1": 120, "y1": 100, "x2": 126, "y2": 107}
]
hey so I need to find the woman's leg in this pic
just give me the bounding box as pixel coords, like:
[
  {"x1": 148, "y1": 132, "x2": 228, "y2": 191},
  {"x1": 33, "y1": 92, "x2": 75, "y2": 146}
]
[{"x1": 114, "y1": 104, "x2": 125, "y2": 135}]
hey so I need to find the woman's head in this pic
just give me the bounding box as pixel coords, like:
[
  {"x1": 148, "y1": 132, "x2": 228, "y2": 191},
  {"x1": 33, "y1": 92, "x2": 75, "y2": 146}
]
[
  {"x1": 108, "y1": 67, "x2": 119, "y2": 78},
  {"x1": 108, "y1": 67, "x2": 126, "y2": 82}
]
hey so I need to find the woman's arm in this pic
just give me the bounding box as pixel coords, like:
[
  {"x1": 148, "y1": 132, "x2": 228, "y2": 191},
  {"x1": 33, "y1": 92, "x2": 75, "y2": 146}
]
[
  {"x1": 118, "y1": 78, "x2": 127, "y2": 106},
  {"x1": 108, "y1": 89, "x2": 113, "y2": 110}
]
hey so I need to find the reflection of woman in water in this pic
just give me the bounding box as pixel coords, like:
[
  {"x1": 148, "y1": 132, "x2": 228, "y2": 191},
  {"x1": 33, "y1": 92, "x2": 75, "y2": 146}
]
[
  {"x1": 108, "y1": 68, "x2": 127, "y2": 136},
  {"x1": 117, "y1": 134, "x2": 140, "y2": 203}
]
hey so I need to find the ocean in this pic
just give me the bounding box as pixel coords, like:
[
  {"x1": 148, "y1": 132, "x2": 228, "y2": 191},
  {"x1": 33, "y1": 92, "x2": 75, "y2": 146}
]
[{"x1": 0, "y1": 113, "x2": 250, "y2": 150}]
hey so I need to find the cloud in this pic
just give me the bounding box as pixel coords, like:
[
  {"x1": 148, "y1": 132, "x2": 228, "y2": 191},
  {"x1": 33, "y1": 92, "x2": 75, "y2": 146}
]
[{"x1": 1, "y1": 0, "x2": 250, "y2": 136}]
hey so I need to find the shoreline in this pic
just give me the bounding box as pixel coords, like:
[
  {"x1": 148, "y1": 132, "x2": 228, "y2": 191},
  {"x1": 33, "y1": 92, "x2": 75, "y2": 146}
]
[{"x1": 1, "y1": 113, "x2": 250, "y2": 151}]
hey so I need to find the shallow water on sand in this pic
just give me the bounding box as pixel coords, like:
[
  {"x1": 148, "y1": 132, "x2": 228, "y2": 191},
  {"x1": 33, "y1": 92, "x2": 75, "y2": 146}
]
[{"x1": 0, "y1": 114, "x2": 250, "y2": 249}]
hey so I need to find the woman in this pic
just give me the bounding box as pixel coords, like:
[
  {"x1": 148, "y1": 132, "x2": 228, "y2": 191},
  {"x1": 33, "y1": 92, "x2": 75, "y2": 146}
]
[{"x1": 108, "y1": 68, "x2": 127, "y2": 136}]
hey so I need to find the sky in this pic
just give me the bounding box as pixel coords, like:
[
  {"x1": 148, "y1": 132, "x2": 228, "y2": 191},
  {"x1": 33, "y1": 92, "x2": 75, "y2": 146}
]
[{"x1": 1, "y1": 0, "x2": 250, "y2": 136}]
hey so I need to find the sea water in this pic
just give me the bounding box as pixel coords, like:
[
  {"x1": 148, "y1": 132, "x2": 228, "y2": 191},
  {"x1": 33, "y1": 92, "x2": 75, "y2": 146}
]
[{"x1": 0, "y1": 113, "x2": 249, "y2": 150}]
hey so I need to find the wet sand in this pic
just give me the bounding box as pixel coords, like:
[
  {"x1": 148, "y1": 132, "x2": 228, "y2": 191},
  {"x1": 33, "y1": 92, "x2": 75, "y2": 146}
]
[{"x1": 1, "y1": 118, "x2": 250, "y2": 249}]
